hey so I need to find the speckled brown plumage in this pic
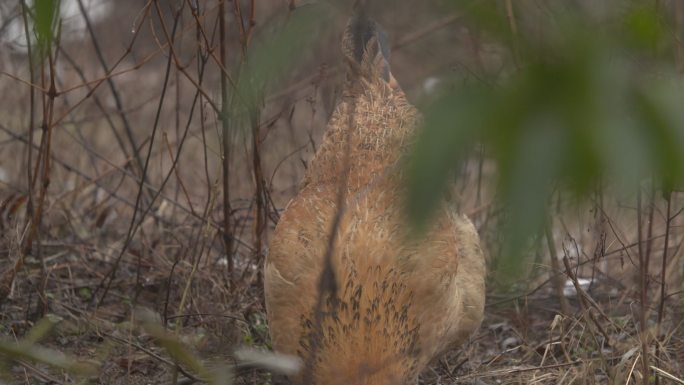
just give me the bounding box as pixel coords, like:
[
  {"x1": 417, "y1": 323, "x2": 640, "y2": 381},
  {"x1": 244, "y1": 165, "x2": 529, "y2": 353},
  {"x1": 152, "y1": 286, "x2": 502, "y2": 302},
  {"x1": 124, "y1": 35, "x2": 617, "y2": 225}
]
[{"x1": 265, "y1": 12, "x2": 486, "y2": 385}]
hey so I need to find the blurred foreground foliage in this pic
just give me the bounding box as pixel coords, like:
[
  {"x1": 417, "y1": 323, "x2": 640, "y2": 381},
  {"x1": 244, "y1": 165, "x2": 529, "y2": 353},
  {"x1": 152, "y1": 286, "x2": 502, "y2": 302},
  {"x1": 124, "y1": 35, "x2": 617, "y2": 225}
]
[
  {"x1": 0, "y1": 315, "x2": 99, "y2": 382},
  {"x1": 407, "y1": 0, "x2": 684, "y2": 281},
  {"x1": 0, "y1": 311, "x2": 299, "y2": 383},
  {"x1": 228, "y1": 3, "x2": 331, "y2": 123}
]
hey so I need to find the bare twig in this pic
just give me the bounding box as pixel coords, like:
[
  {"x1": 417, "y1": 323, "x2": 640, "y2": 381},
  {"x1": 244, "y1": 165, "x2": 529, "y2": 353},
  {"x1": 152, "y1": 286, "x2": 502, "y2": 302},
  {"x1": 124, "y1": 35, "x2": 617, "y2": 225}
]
[
  {"x1": 21, "y1": 6, "x2": 61, "y2": 314},
  {"x1": 544, "y1": 215, "x2": 570, "y2": 315},
  {"x1": 75, "y1": 0, "x2": 146, "y2": 184},
  {"x1": 655, "y1": 191, "x2": 672, "y2": 384},
  {"x1": 251, "y1": 108, "x2": 267, "y2": 287},
  {"x1": 219, "y1": 0, "x2": 235, "y2": 288},
  {"x1": 96, "y1": 2, "x2": 182, "y2": 307},
  {"x1": 636, "y1": 186, "x2": 650, "y2": 385}
]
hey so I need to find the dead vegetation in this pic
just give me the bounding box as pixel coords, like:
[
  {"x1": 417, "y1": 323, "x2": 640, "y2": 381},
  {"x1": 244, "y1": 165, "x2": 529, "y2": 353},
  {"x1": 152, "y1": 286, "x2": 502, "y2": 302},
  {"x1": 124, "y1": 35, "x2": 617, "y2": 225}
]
[{"x1": 0, "y1": 1, "x2": 683, "y2": 384}]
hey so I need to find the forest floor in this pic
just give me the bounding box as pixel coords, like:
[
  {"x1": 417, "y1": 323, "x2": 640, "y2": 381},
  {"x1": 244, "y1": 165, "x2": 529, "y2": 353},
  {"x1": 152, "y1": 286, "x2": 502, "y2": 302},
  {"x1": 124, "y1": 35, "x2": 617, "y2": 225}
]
[
  {"x1": 1, "y1": 212, "x2": 682, "y2": 385},
  {"x1": 1, "y1": 1, "x2": 683, "y2": 384}
]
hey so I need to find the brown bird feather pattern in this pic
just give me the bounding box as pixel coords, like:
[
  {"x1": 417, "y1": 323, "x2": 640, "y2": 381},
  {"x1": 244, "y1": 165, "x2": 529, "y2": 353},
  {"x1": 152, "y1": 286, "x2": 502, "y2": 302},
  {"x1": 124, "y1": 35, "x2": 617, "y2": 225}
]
[{"x1": 265, "y1": 12, "x2": 486, "y2": 385}]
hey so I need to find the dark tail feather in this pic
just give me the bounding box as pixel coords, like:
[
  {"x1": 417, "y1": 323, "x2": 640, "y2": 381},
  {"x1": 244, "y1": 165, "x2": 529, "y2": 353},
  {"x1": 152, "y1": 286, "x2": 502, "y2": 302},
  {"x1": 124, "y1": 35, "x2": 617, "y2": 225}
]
[
  {"x1": 342, "y1": 2, "x2": 391, "y2": 81},
  {"x1": 348, "y1": 13, "x2": 379, "y2": 63}
]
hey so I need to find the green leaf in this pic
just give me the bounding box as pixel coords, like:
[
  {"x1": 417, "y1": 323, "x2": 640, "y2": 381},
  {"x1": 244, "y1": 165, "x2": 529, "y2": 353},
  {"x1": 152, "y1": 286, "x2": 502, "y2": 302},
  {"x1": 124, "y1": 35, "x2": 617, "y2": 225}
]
[
  {"x1": 404, "y1": 0, "x2": 682, "y2": 284},
  {"x1": 623, "y1": 4, "x2": 664, "y2": 51},
  {"x1": 78, "y1": 287, "x2": 93, "y2": 301},
  {"x1": 0, "y1": 317, "x2": 98, "y2": 377},
  {"x1": 24, "y1": 314, "x2": 62, "y2": 344},
  {"x1": 496, "y1": 119, "x2": 563, "y2": 283},
  {"x1": 406, "y1": 86, "x2": 492, "y2": 230},
  {"x1": 234, "y1": 348, "x2": 301, "y2": 375},
  {"x1": 33, "y1": 0, "x2": 60, "y2": 54},
  {"x1": 632, "y1": 79, "x2": 684, "y2": 192},
  {"x1": 236, "y1": 4, "x2": 331, "y2": 108},
  {"x1": 0, "y1": 341, "x2": 99, "y2": 375},
  {"x1": 135, "y1": 307, "x2": 231, "y2": 384}
]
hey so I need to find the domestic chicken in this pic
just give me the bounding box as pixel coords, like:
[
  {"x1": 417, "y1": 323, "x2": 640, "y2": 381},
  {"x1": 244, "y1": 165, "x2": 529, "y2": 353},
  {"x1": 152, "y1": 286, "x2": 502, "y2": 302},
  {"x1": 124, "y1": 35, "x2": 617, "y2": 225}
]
[{"x1": 264, "y1": 9, "x2": 486, "y2": 385}]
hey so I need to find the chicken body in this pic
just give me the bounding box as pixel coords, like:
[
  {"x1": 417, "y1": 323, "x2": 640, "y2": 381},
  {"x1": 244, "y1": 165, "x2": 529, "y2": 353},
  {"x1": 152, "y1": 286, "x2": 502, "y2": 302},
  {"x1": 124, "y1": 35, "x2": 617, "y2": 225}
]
[{"x1": 265, "y1": 13, "x2": 485, "y2": 385}]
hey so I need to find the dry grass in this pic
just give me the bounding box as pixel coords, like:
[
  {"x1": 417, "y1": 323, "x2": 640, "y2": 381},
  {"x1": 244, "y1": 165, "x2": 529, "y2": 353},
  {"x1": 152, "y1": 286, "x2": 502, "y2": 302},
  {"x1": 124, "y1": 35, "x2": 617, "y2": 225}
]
[{"x1": 0, "y1": 1, "x2": 683, "y2": 384}]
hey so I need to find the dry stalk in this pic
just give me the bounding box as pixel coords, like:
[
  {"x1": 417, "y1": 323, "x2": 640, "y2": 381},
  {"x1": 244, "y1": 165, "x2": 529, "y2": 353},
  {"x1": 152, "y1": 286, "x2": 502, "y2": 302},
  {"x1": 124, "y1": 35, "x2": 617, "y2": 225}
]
[
  {"x1": 96, "y1": 0, "x2": 181, "y2": 307},
  {"x1": 651, "y1": 365, "x2": 684, "y2": 384},
  {"x1": 561, "y1": 254, "x2": 612, "y2": 346},
  {"x1": 219, "y1": 0, "x2": 235, "y2": 288},
  {"x1": 505, "y1": 0, "x2": 521, "y2": 68},
  {"x1": 19, "y1": 4, "x2": 62, "y2": 314},
  {"x1": 636, "y1": 186, "x2": 651, "y2": 385},
  {"x1": 75, "y1": 0, "x2": 145, "y2": 183},
  {"x1": 544, "y1": 214, "x2": 570, "y2": 315},
  {"x1": 48, "y1": 1, "x2": 154, "y2": 128},
  {"x1": 176, "y1": 182, "x2": 218, "y2": 330},
  {"x1": 251, "y1": 109, "x2": 267, "y2": 287},
  {"x1": 655, "y1": 191, "x2": 672, "y2": 385},
  {"x1": 237, "y1": 0, "x2": 267, "y2": 288},
  {"x1": 0, "y1": 0, "x2": 39, "y2": 304}
]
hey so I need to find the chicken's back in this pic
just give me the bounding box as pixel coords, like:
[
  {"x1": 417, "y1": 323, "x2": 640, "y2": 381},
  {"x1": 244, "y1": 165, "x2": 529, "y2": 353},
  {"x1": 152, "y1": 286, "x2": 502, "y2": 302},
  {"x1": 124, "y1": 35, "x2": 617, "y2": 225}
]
[
  {"x1": 264, "y1": 9, "x2": 485, "y2": 385},
  {"x1": 265, "y1": 172, "x2": 485, "y2": 385}
]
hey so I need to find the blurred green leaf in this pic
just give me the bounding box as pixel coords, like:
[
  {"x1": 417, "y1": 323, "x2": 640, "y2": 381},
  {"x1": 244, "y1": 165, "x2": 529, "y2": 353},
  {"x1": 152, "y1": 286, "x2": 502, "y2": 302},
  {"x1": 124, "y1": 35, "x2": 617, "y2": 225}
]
[
  {"x1": 136, "y1": 308, "x2": 205, "y2": 376},
  {"x1": 458, "y1": 0, "x2": 510, "y2": 40},
  {"x1": 406, "y1": 86, "x2": 491, "y2": 230},
  {"x1": 406, "y1": 0, "x2": 684, "y2": 281},
  {"x1": 135, "y1": 307, "x2": 231, "y2": 384},
  {"x1": 495, "y1": 120, "x2": 562, "y2": 282},
  {"x1": 234, "y1": 347, "x2": 301, "y2": 375},
  {"x1": 0, "y1": 315, "x2": 98, "y2": 377},
  {"x1": 623, "y1": 4, "x2": 664, "y2": 51},
  {"x1": 24, "y1": 314, "x2": 62, "y2": 344},
  {"x1": 236, "y1": 4, "x2": 331, "y2": 109},
  {"x1": 32, "y1": 0, "x2": 60, "y2": 54},
  {"x1": 632, "y1": 80, "x2": 684, "y2": 193},
  {"x1": 0, "y1": 341, "x2": 99, "y2": 375},
  {"x1": 78, "y1": 287, "x2": 92, "y2": 301}
]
